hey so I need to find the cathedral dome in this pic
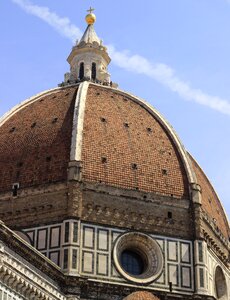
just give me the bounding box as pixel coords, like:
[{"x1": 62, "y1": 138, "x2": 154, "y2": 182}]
[
  {"x1": 0, "y1": 83, "x2": 190, "y2": 197},
  {"x1": 0, "y1": 8, "x2": 229, "y2": 300},
  {"x1": 0, "y1": 81, "x2": 229, "y2": 242}
]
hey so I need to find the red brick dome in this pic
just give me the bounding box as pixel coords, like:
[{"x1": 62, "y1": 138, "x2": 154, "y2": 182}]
[
  {"x1": 0, "y1": 83, "x2": 189, "y2": 198},
  {"x1": 0, "y1": 82, "x2": 229, "y2": 241},
  {"x1": 123, "y1": 291, "x2": 160, "y2": 300},
  {"x1": 81, "y1": 84, "x2": 189, "y2": 199},
  {"x1": 0, "y1": 86, "x2": 77, "y2": 192}
]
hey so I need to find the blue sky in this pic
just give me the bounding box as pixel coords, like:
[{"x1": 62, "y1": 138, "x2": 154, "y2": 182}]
[{"x1": 1, "y1": 0, "x2": 230, "y2": 218}]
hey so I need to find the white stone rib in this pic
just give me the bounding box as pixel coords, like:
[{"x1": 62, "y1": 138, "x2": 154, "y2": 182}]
[{"x1": 70, "y1": 81, "x2": 89, "y2": 161}]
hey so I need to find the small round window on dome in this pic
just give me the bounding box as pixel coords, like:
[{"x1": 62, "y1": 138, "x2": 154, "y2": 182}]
[{"x1": 113, "y1": 232, "x2": 163, "y2": 284}]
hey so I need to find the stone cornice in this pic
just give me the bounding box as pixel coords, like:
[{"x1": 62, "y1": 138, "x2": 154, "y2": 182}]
[
  {"x1": 201, "y1": 209, "x2": 229, "y2": 249},
  {"x1": 0, "y1": 242, "x2": 65, "y2": 299}
]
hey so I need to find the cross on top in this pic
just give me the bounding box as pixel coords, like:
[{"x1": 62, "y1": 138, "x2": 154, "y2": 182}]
[{"x1": 87, "y1": 7, "x2": 95, "y2": 14}]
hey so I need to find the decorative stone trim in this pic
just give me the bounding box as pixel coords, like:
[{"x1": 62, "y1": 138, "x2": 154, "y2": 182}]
[
  {"x1": 113, "y1": 232, "x2": 163, "y2": 284},
  {"x1": 0, "y1": 222, "x2": 66, "y2": 299},
  {"x1": 201, "y1": 210, "x2": 229, "y2": 248},
  {"x1": 0, "y1": 252, "x2": 65, "y2": 300},
  {"x1": 83, "y1": 202, "x2": 189, "y2": 233},
  {"x1": 202, "y1": 230, "x2": 229, "y2": 265}
]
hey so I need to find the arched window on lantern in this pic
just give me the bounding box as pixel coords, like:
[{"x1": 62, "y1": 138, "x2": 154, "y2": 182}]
[
  {"x1": 79, "y1": 62, "x2": 84, "y2": 80},
  {"x1": 92, "y1": 62, "x2": 96, "y2": 80}
]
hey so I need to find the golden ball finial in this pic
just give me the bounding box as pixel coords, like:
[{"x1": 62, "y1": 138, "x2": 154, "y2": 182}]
[{"x1": 86, "y1": 7, "x2": 96, "y2": 25}]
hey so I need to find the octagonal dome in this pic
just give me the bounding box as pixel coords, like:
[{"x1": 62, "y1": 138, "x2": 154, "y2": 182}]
[
  {"x1": 0, "y1": 81, "x2": 229, "y2": 242},
  {"x1": 0, "y1": 83, "x2": 190, "y2": 198}
]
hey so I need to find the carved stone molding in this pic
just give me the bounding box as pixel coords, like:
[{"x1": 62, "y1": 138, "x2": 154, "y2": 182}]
[{"x1": 0, "y1": 237, "x2": 65, "y2": 300}]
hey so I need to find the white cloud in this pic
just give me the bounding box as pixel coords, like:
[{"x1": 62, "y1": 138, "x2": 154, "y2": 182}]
[
  {"x1": 12, "y1": 0, "x2": 82, "y2": 43},
  {"x1": 108, "y1": 46, "x2": 230, "y2": 115},
  {"x1": 12, "y1": 0, "x2": 230, "y2": 116}
]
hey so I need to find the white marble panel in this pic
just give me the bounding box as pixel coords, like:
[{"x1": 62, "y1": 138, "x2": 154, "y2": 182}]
[
  {"x1": 181, "y1": 266, "x2": 191, "y2": 287},
  {"x1": 82, "y1": 251, "x2": 94, "y2": 273},
  {"x1": 97, "y1": 254, "x2": 108, "y2": 275},
  {"x1": 37, "y1": 229, "x2": 47, "y2": 250},
  {"x1": 49, "y1": 251, "x2": 59, "y2": 265},
  {"x1": 98, "y1": 229, "x2": 108, "y2": 251},
  {"x1": 168, "y1": 264, "x2": 178, "y2": 286},
  {"x1": 50, "y1": 227, "x2": 60, "y2": 248},
  {"x1": 83, "y1": 227, "x2": 94, "y2": 249},
  {"x1": 181, "y1": 243, "x2": 190, "y2": 263},
  {"x1": 168, "y1": 241, "x2": 177, "y2": 261}
]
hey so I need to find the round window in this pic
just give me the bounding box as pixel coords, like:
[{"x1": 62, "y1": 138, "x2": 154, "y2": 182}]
[
  {"x1": 121, "y1": 249, "x2": 145, "y2": 275},
  {"x1": 113, "y1": 232, "x2": 163, "y2": 284}
]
